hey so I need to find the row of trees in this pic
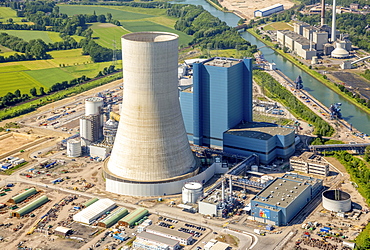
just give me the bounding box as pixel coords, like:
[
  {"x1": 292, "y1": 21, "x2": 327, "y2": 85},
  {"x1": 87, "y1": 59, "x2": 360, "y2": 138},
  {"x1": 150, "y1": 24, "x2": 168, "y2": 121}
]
[
  {"x1": 334, "y1": 83, "x2": 370, "y2": 108},
  {"x1": 253, "y1": 70, "x2": 334, "y2": 137},
  {"x1": 167, "y1": 4, "x2": 257, "y2": 52}
]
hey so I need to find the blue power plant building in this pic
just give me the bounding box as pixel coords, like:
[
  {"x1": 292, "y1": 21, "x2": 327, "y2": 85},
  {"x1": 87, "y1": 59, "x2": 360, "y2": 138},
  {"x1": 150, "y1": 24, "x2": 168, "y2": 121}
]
[
  {"x1": 250, "y1": 173, "x2": 323, "y2": 226},
  {"x1": 179, "y1": 57, "x2": 295, "y2": 164}
]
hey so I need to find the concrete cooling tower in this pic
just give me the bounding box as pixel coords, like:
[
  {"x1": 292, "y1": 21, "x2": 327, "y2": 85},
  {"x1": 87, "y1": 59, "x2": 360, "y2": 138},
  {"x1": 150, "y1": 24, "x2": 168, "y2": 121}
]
[{"x1": 104, "y1": 32, "x2": 199, "y2": 196}]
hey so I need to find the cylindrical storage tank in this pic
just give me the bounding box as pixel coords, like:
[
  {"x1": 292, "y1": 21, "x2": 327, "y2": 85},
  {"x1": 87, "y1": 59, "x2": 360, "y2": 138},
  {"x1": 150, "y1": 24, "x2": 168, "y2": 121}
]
[
  {"x1": 322, "y1": 190, "x2": 351, "y2": 212},
  {"x1": 182, "y1": 182, "x2": 203, "y2": 204},
  {"x1": 67, "y1": 139, "x2": 81, "y2": 157},
  {"x1": 107, "y1": 32, "x2": 196, "y2": 182},
  {"x1": 85, "y1": 97, "x2": 103, "y2": 116},
  {"x1": 251, "y1": 165, "x2": 259, "y2": 172}
]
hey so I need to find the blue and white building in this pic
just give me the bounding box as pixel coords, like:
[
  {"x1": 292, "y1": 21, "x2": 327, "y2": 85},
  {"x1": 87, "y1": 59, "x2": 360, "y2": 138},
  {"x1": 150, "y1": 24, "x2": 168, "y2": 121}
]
[
  {"x1": 254, "y1": 4, "x2": 284, "y2": 17},
  {"x1": 250, "y1": 173, "x2": 323, "y2": 226},
  {"x1": 179, "y1": 57, "x2": 295, "y2": 164}
]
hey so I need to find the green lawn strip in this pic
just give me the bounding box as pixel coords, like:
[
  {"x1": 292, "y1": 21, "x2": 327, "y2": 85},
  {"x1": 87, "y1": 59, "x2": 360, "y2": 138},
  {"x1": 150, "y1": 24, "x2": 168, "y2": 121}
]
[
  {"x1": 0, "y1": 65, "x2": 29, "y2": 73},
  {"x1": 0, "y1": 30, "x2": 63, "y2": 43},
  {"x1": 0, "y1": 71, "x2": 44, "y2": 96},
  {"x1": 25, "y1": 68, "x2": 75, "y2": 88},
  {"x1": 60, "y1": 61, "x2": 122, "y2": 79},
  {"x1": 0, "y1": 7, "x2": 18, "y2": 21},
  {"x1": 263, "y1": 22, "x2": 293, "y2": 31},
  {"x1": 248, "y1": 28, "x2": 370, "y2": 116},
  {"x1": 0, "y1": 72, "x2": 122, "y2": 122},
  {"x1": 121, "y1": 21, "x2": 192, "y2": 46},
  {"x1": 59, "y1": 5, "x2": 154, "y2": 20},
  {"x1": 103, "y1": 5, "x2": 166, "y2": 16}
]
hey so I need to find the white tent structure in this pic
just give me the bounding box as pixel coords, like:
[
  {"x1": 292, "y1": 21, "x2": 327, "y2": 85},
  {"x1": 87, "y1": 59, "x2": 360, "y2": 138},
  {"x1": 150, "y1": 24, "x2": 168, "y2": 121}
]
[{"x1": 73, "y1": 198, "x2": 116, "y2": 224}]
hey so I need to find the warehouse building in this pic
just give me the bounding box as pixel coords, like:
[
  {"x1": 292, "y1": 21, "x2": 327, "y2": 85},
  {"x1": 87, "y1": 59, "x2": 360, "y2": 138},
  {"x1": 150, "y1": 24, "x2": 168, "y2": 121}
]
[
  {"x1": 73, "y1": 198, "x2": 116, "y2": 224},
  {"x1": 8, "y1": 187, "x2": 37, "y2": 204},
  {"x1": 254, "y1": 4, "x2": 284, "y2": 17},
  {"x1": 134, "y1": 231, "x2": 180, "y2": 250},
  {"x1": 276, "y1": 30, "x2": 317, "y2": 60},
  {"x1": 118, "y1": 207, "x2": 148, "y2": 227},
  {"x1": 250, "y1": 173, "x2": 322, "y2": 226},
  {"x1": 97, "y1": 207, "x2": 128, "y2": 228},
  {"x1": 12, "y1": 195, "x2": 49, "y2": 218},
  {"x1": 290, "y1": 152, "x2": 329, "y2": 176},
  {"x1": 146, "y1": 225, "x2": 193, "y2": 245}
]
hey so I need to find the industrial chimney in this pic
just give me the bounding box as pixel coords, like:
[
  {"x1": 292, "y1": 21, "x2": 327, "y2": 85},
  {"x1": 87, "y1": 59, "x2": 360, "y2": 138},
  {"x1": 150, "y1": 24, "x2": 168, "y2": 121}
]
[
  {"x1": 321, "y1": 0, "x2": 325, "y2": 26},
  {"x1": 104, "y1": 32, "x2": 198, "y2": 196},
  {"x1": 331, "y1": 0, "x2": 337, "y2": 42}
]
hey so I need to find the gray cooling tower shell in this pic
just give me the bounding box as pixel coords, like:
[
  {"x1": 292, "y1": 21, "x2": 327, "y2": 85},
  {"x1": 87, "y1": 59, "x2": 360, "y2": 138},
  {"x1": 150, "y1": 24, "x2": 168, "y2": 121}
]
[{"x1": 106, "y1": 32, "x2": 197, "y2": 182}]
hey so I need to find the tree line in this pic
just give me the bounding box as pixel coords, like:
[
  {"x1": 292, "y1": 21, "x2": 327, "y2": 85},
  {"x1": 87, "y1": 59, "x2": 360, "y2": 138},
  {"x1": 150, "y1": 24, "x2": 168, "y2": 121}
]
[
  {"x1": 253, "y1": 70, "x2": 334, "y2": 137},
  {"x1": 167, "y1": 4, "x2": 257, "y2": 52}
]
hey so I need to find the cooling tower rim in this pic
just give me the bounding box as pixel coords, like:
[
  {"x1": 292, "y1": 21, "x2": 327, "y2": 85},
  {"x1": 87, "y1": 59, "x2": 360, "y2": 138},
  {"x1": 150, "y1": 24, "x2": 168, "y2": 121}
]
[
  {"x1": 103, "y1": 157, "x2": 200, "y2": 184},
  {"x1": 122, "y1": 32, "x2": 179, "y2": 43},
  {"x1": 85, "y1": 97, "x2": 103, "y2": 102},
  {"x1": 322, "y1": 190, "x2": 351, "y2": 201}
]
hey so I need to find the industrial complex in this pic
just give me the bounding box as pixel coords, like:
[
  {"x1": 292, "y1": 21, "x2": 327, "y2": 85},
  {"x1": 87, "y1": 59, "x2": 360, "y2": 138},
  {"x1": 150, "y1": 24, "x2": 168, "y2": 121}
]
[{"x1": 0, "y1": 23, "x2": 368, "y2": 249}]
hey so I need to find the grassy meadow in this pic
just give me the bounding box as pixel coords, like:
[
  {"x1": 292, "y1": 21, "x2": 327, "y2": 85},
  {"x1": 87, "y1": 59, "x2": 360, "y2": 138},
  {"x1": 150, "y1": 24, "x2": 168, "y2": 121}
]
[
  {"x1": 0, "y1": 4, "x2": 192, "y2": 97},
  {"x1": 59, "y1": 5, "x2": 192, "y2": 48}
]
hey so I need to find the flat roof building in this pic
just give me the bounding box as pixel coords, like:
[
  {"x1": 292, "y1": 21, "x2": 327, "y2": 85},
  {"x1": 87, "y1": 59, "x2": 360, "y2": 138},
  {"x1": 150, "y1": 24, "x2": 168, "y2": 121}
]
[
  {"x1": 254, "y1": 4, "x2": 284, "y2": 17},
  {"x1": 146, "y1": 225, "x2": 193, "y2": 245},
  {"x1": 134, "y1": 231, "x2": 180, "y2": 250},
  {"x1": 250, "y1": 173, "x2": 322, "y2": 226},
  {"x1": 290, "y1": 152, "x2": 329, "y2": 176}
]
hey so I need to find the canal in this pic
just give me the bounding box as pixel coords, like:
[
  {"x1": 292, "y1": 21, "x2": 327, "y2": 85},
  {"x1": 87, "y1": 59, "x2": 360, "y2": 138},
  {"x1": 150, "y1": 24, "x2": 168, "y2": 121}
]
[{"x1": 172, "y1": 0, "x2": 370, "y2": 134}]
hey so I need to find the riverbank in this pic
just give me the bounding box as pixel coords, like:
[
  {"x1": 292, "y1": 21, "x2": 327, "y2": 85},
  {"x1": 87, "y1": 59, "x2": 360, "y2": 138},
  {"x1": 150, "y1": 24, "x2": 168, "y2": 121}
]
[{"x1": 247, "y1": 28, "x2": 370, "y2": 117}]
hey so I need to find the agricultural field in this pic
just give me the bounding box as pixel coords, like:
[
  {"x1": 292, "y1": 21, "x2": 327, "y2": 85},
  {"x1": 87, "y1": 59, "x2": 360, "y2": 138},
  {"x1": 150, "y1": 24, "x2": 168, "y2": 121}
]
[
  {"x1": 263, "y1": 22, "x2": 293, "y2": 31},
  {"x1": 0, "y1": 30, "x2": 64, "y2": 43},
  {"x1": 0, "y1": 7, "x2": 23, "y2": 23},
  {"x1": 90, "y1": 23, "x2": 129, "y2": 49},
  {"x1": 0, "y1": 48, "x2": 121, "y2": 96},
  {"x1": 59, "y1": 5, "x2": 192, "y2": 47}
]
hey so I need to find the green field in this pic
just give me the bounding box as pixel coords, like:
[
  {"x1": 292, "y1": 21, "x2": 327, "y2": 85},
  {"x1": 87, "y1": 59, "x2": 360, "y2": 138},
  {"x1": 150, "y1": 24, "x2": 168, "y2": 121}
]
[
  {"x1": 60, "y1": 5, "x2": 192, "y2": 47},
  {"x1": 59, "y1": 5, "x2": 154, "y2": 20},
  {"x1": 91, "y1": 23, "x2": 129, "y2": 49},
  {"x1": 26, "y1": 68, "x2": 75, "y2": 88},
  {"x1": 0, "y1": 7, "x2": 22, "y2": 23},
  {"x1": 0, "y1": 71, "x2": 43, "y2": 96},
  {"x1": 122, "y1": 21, "x2": 192, "y2": 46},
  {"x1": 264, "y1": 22, "x2": 294, "y2": 31},
  {"x1": 0, "y1": 30, "x2": 64, "y2": 43}
]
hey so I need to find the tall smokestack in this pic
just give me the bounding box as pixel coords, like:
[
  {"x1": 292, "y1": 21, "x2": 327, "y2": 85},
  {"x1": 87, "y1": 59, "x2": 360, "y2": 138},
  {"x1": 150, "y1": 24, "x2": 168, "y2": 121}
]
[
  {"x1": 331, "y1": 0, "x2": 337, "y2": 42},
  {"x1": 321, "y1": 0, "x2": 325, "y2": 26}
]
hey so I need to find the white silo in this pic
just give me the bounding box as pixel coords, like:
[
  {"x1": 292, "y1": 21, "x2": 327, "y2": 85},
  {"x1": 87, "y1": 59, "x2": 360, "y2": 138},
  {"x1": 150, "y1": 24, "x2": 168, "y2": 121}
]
[
  {"x1": 104, "y1": 32, "x2": 198, "y2": 196},
  {"x1": 182, "y1": 182, "x2": 203, "y2": 204},
  {"x1": 67, "y1": 139, "x2": 81, "y2": 157},
  {"x1": 85, "y1": 97, "x2": 103, "y2": 116}
]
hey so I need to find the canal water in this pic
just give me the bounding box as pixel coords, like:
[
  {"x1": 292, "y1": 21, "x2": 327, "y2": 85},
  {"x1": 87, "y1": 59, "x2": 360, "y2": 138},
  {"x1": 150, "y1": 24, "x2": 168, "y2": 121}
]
[{"x1": 172, "y1": 0, "x2": 370, "y2": 134}]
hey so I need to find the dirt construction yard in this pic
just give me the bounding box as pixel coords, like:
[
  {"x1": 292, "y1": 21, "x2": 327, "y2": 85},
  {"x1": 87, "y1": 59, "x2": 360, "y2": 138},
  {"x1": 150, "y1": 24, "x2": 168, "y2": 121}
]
[{"x1": 220, "y1": 0, "x2": 294, "y2": 19}]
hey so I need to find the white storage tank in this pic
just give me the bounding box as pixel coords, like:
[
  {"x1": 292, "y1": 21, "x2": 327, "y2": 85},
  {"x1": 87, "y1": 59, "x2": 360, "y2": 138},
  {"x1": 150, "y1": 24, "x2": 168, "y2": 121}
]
[
  {"x1": 182, "y1": 182, "x2": 203, "y2": 204},
  {"x1": 322, "y1": 190, "x2": 351, "y2": 212},
  {"x1": 85, "y1": 97, "x2": 103, "y2": 116},
  {"x1": 251, "y1": 165, "x2": 259, "y2": 172},
  {"x1": 67, "y1": 139, "x2": 81, "y2": 157}
]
